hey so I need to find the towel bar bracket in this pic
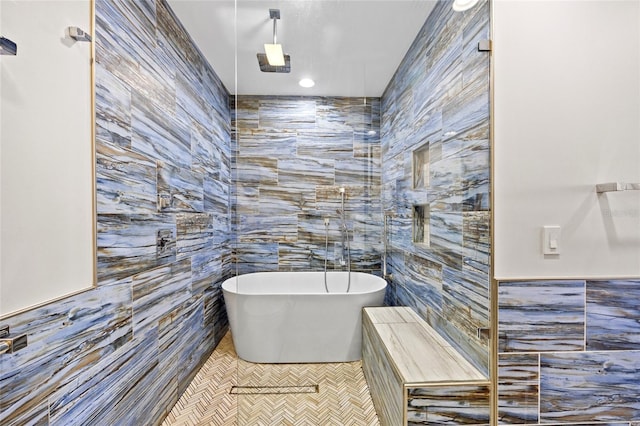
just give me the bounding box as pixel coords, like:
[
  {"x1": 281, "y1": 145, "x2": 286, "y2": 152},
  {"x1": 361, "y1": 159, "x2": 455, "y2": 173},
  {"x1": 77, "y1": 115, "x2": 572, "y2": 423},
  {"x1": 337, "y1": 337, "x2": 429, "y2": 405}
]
[{"x1": 596, "y1": 182, "x2": 640, "y2": 193}]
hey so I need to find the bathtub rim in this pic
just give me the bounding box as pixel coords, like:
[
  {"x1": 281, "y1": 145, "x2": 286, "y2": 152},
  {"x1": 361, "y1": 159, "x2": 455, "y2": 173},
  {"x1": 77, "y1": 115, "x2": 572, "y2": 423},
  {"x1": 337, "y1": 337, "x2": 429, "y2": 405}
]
[{"x1": 221, "y1": 271, "x2": 387, "y2": 296}]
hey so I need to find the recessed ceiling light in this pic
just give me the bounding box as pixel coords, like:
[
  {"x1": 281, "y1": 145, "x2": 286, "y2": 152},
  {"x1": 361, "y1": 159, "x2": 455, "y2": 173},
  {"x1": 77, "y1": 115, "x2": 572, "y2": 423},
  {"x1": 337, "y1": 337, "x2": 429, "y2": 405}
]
[
  {"x1": 452, "y1": 0, "x2": 479, "y2": 12},
  {"x1": 299, "y1": 78, "x2": 315, "y2": 88}
]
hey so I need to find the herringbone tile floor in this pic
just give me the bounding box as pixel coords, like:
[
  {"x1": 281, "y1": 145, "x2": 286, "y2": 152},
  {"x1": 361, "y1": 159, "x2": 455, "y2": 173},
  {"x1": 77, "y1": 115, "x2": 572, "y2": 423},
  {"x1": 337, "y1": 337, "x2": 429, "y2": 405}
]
[{"x1": 162, "y1": 332, "x2": 380, "y2": 426}]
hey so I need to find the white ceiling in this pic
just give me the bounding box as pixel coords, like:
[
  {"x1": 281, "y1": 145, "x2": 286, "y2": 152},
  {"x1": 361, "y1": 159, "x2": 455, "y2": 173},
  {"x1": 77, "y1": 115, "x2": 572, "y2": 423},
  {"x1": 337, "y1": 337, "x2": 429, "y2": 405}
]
[{"x1": 168, "y1": 0, "x2": 437, "y2": 97}]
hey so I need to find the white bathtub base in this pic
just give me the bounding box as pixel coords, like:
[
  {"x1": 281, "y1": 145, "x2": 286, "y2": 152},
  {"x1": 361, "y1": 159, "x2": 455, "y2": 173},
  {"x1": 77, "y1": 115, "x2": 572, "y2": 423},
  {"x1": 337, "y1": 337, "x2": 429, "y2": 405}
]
[{"x1": 222, "y1": 271, "x2": 386, "y2": 363}]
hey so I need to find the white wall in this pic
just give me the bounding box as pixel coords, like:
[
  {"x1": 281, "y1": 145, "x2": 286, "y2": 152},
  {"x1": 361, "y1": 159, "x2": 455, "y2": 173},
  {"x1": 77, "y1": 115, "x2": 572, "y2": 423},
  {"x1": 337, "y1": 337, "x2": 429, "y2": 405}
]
[
  {"x1": 1, "y1": 1, "x2": 94, "y2": 315},
  {"x1": 494, "y1": 0, "x2": 640, "y2": 279}
]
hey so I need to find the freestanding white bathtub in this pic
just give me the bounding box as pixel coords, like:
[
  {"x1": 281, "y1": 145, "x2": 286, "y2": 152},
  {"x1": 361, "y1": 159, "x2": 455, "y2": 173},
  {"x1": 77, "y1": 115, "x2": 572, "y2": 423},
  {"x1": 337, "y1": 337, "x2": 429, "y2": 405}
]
[{"x1": 221, "y1": 271, "x2": 386, "y2": 363}]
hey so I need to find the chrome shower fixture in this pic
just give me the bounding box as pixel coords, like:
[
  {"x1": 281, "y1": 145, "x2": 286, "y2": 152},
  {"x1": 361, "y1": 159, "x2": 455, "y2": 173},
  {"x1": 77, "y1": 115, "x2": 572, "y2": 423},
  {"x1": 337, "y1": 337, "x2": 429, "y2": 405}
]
[{"x1": 257, "y1": 8, "x2": 291, "y2": 73}]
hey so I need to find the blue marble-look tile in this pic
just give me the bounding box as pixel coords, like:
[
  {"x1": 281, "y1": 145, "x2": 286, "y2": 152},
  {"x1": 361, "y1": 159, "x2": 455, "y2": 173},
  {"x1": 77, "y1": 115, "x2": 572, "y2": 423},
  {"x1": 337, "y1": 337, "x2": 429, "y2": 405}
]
[
  {"x1": 412, "y1": 110, "x2": 443, "y2": 157},
  {"x1": 234, "y1": 243, "x2": 279, "y2": 274},
  {"x1": 258, "y1": 98, "x2": 316, "y2": 130},
  {"x1": 218, "y1": 143, "x2": 232, "y2": 185},
  {"x1": 392, "y1": 90, "x2": 416, "y2": 151},
  {"x1": 394, "y1": 283, "x2": 430, "y2": 321},
  {"x1": 277, "y1": 243, "x2": 324, "y2": 271},
  {"x1": 297, "y1": 130, "x2": 354, "y2": 159},
  {"x1": 587, "y1": 280, "x2": 640, "y2": 350},
  {"x1": 498, "y1": 353, "x2": 539, "y2": 424},
  {"x1": 429, "y1": 154, "x2": 464, "y2": 208},
  {"x1": 442, "y1": 76, "x2": 489, "y2": 139},
  {"x1": 157, "y1": 305, "x2": 184, "y2": 402},
  {"x1": 235, "y1": 156, "x2": 278, "y2": 185},
  {"x1": 380, "y1": 0, "x2": 490, "y2": 373},
  {"x1": 234, "y1": 184, "x2": 259, "y2": 215},
  {"x1": 176, "y1": 213, "x2": 213, "y2": 258},
  {"x1": 175, "y1": 70, "x2": 209, "y2": 130},
  {"x1": 192, "y1": 249, "x2": 223, "y2": 295},
  {"x1": 156, "y1": 0, "x2": 203, "y2": 81},
  {"x1": 209, "y1": 102, "x2": 231, "y2": 152},
  {"x1": 540, "y1": 351, "x2": 640, "y2": 423},
  {"x1": 131, "y1": 90, "x2": 192, "y2": 170},
  {"x1": 407, "y1": 385, "x2": 490, "y2": 425},
  {"x1": 96, "y1": 1, "x2": 174, "y2": 111},
  {"x1": 231, "y1": 96, "x2": 259, "y2": 130},
  {"x1": 204, "y1": 284, "x2": 229, "y2": 345},
  {"x1": 427, "y1": 308, "x2": 490, "y2": 375},
  {"x1": 205, "y1": 175, "x2": 230, "y2": 215},
  {"x1": 298, "y1": 212, "x2": 340, "y2": 248},
  {"x1": 1, "y1": 400, "x2": 48, "y2": 426},
  {"x1": 237, "y1": 214, "x2": 298, "y2": 243},
  {"x1": 499, "y1": 281, "x2": 586, "y2": 352},
  {"x1": 404, "y1": 253, "x2": 443, "y2": 314},
  {"x1": 96, "y1": 140, "x2": 157, "y2": 214},
  {"x1": 429, "y1": 211, "x2": 464, "y2": 252},
  {"x1": 173, "y1": 296, "x2": 208, "y2": 396},
  {"x1": 315, "y1": 97, "x2": 377, "y2": 131},
  {"x1": 259, "y1": 185, "x2": 317, "y2": 215},
  {"x1": 443, "y1": 266, "x2": 489, "y2": 334},
  {"x1": 414, "y1": 49, "x2": 462, "y2": 134},
  {"x1": 462, "y1": 211, "x2": 490, "y2": 274},
  {"x1": 95, "y1": 67, "x2": 132, "y2": 147},
  {"x1": 277, "y1": 157, "x2": 335, "y2": 186},
  {"x1": 202, "y1": 63, "x2": 230, "y2": 125},
  {"x1": 335, "y1": 157, "x2": 382, "y2": 187},
  {"x1": 389, "y1": 215, "x2": 414, "y2": 255},
  {"x1": 236, "y1": 130, "x2": 297, "y2": 158},
  {"x1": 315, "y1": 185, "x2": 363, "y2": 216},
  {"x1": 1, "y1": 0, "x2": 234, "y2": 424},
  {"x1": 190, "y1": 124, "x2": 219, "y2": 176},
  {"x1": 97, "y1": 213, "x2": 176, "y2": 281},
  {"x1": 0, "y1": 279, "x2": 132, "y2": 425},
  {"x1": 132, "y1": 259, "x2": 192, "y2": 337},
  {"x1": 210, "y1": 214, "x2": 230, "y2": 248},
  {"x1": 49, "y1": 332, "x2": 162, "y2": 425},
  {"x1": 461, "y1": 1, "x2": 491, "y2": 87},
  {"x1": 353, "y1": 135, "x2": 381, "y2": 159}
]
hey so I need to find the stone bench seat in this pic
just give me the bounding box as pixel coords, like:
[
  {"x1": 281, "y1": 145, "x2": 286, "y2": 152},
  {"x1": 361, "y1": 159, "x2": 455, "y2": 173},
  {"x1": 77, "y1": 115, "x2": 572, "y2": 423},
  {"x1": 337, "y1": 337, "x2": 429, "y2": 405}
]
[{"x1": 362, "y1": 307, "x2": 490, "y2": 425}]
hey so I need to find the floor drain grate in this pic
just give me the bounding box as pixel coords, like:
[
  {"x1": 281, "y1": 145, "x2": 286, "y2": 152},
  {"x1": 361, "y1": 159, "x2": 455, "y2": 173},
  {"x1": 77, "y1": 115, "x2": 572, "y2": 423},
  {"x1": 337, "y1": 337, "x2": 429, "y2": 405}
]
[{"x1": 230, "y1": 385, "x2": 319, "y2": 395}]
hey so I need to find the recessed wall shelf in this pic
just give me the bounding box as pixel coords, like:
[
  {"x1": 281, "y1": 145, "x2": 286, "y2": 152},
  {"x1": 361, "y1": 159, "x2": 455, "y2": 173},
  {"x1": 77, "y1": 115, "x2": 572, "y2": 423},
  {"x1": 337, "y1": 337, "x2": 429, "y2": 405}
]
[
  {"x1": 596, "y1": 182, "x2": 640, "y2": 193},
  {"x1": 412, "y1": 142, "x2": 430, "y2": 189},
  {"x1": 413, "y1": 204, "x2": 430, "y2": 245}
]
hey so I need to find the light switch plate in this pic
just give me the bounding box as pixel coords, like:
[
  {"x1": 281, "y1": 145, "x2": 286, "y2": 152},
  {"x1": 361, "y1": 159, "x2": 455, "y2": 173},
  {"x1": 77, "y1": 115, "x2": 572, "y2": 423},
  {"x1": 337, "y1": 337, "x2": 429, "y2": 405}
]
[{"x1": 542, "y1": 225, "x2": 561, "y2": 255}]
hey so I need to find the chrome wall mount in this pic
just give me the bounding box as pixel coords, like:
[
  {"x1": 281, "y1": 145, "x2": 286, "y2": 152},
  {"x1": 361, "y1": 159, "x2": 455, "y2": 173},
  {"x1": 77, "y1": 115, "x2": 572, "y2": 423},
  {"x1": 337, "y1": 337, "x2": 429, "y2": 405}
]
[
  {"x1": 0, "y1": 36, "x2": 17, "y2": 55},
  {"x1": 477, "y1": 327, "x2": 491, "y2": 340},
  {"x1": 257, "y1": 8, "x2": 291, "y2": 73},
  {"x1": 596, "y1": 182, "x2": 640, "y2": 193},
  {"x1": 0, "y1": 325, "x2": 28, "y2": 355},
  {"x1": 67, "y1": 26, "x2": 92, "y2": 42},
  {"x1": 477, "y1": 39, "x2": 492, "y2": 52}
]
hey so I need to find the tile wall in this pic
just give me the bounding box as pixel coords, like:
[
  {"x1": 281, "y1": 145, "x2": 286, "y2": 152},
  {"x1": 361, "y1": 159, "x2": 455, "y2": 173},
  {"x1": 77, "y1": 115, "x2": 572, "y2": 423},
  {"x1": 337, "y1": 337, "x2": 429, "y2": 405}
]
[
  {"x1": 0, "y1": 0, "x2": 231, "y2": 424},
  {"x1": 498, "y1": 279, "x2": 640, "y2": 424},
  {"x1": 3, "y1": 1, "x2": 636, "y2": 425},
  {"x1": 232, "y1": 96, "x2": 382, "y2": 274},
  {"x1": 380, "y1": 0, "x2": 491, "y2": 373}
]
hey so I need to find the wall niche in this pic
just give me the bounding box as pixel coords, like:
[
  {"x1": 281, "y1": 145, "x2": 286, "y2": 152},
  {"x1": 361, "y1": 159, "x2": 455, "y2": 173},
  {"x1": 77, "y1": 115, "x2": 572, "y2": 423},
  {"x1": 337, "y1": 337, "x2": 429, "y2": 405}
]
[{"x1": 412, "y1": 204, "x2": 429, "y2": 245}]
